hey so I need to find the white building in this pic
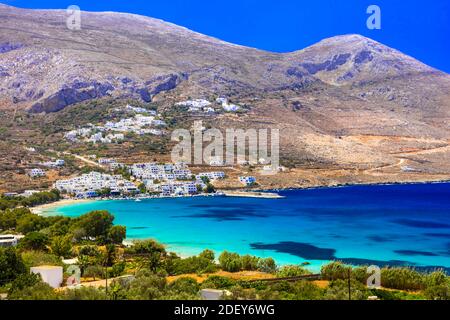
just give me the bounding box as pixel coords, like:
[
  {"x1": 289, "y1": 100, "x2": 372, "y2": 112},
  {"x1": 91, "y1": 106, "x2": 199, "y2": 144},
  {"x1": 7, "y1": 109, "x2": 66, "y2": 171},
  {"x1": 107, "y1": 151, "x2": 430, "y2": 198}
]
[
  {"x1": 54, "y1": 172, "x2": 138, "y2": 196},
  {"x1": 21, "y1": 190, "x2": 40, "y2": 197},
  {"x1": 30, "y1": 266, "x2": 63, "y2": 289},
  {"x1": 216, "y1": 97, "x2": 241, "y2": 112},
  {"x1": 239, "y1": 176, "x2": 256, "y2": 186},
  {"x1": 29, "y1": 168, "x2": 45, "y2": 178},
  {"x1": 197, "y1": 172, "x2": 225, "y2": 180},
  {"x1": 0, "y1": 234, "x2": 24, "y2": 247},
  {"x1": 41, "y1": 159, "x2": 65, "y2": 168}
]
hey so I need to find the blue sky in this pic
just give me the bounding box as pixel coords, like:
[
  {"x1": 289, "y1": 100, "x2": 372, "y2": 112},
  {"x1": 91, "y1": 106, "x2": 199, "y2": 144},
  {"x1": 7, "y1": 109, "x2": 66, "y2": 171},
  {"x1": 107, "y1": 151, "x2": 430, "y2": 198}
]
[{"x1": 2, "y1": 0, "x2": 449, "y2": 72}]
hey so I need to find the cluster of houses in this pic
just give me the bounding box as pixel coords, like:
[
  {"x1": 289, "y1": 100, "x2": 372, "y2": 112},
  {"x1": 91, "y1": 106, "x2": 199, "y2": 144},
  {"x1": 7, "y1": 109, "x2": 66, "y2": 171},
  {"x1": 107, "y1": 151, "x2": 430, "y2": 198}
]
[
  {"x1": 175, "y1": 97, "x2": 242, "y2": 114},
  {"x1": 54, "y1": 172, "x2": 139, "y2": 198},
  {"x1": 175, "y1": 99, "x2": 216, "y2": 113},
  {"x1": 130, "y1": 162, "x2": 225, "y2": 196},
  {"x1": 64, "y1": 105, "x2": 167, "y2": 144},
  {"x1": 53, "y1": 160, "x2": 227, "y2": 198}
]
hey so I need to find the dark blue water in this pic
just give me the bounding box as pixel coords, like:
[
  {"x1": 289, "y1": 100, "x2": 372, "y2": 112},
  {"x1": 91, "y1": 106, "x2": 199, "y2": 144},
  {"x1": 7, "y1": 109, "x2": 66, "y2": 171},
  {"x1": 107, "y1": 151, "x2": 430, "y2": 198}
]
[{"x1": 44, "y1": 183, "x2": 450, "y2": 272}]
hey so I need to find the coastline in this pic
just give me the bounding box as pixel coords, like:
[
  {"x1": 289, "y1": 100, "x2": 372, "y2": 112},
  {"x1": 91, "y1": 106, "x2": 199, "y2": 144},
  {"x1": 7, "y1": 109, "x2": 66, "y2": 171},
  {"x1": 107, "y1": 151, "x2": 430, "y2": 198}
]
[
  {"x1": 254, "y1": 178, "x2": 450, "y2": 193},
  {"x1": 222, "y1": 190, "x2": 284, "y2": 199},
  {"x1": 29, "y1": 179, "x2": 450, "y2": 214},
  {"x1": 31, "y1": 198, "x2": 96, "y2": 215}
]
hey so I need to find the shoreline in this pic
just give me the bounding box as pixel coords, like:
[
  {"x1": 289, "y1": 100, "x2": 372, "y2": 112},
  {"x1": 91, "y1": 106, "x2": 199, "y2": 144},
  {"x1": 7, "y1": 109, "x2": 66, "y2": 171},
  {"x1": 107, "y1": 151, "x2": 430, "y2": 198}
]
[
  {"x1": 254, "y1": 178, "x2": 450, "y2": 193},
  {"x1": 31, "y1": 198, "x2": 96, "y2": 215},
  {"x1": 30, "y1": 179, "x2": 450, "y2": 214},
  {"x1": 222, "y1": 190, "x2": 284, "y2": 199}
]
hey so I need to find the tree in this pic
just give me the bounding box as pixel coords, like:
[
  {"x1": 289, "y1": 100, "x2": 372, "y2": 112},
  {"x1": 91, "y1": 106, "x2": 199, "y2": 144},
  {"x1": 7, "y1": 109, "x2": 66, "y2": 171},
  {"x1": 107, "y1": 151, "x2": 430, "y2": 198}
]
[
  {"x1": 19, "y1": 232, "x2": 49, "y2": 251},
  {"x1": 0, "y1": 247, "x2": 27, "y2": 284},
  {"x1": 258, "y1": 258, "x2": 276, "y2": 273},
  {"x1": 75, "y1": 210, "x2": 114, "y2": 242},
  {"x1": 321, "y1": 261, "x2": 352, "y2": 281},
  {"x1": 204, "y1": 183, "x2": 215, "y2": 194},
  {"x1": 199, "y1": 249, "x2": 215, "y2": 262},
  {"x1": 138, "y1": 183, "x2": 147, "y2": 194},
  {"x1": 96, "y1": 188, "x2": 111, "y2": 197},
  {"x1": 83, "y1": 265, "x2": 104, "y2": 280},
  {"x1": 102, "y1": 244, "x2": 117, "y2": 267},
  {"x1": 240, "y1": 255, "x2": 260, "y2": 271},
  {"x1": 125, "y1": 239, "x2": 167, "y2": 272},
  {"x1": 277, "y1": 265, "x2": 311, "y2": 277},
  {"x1": 16, "y1": 214, "x2": 49, "y2": 234},
  {"x1": 50, "y1": 235, "x2": 73, "y2": 258},
  {"x1": 219, "y1": 251, "x2": 242, "y2": 272},
  {"x1": 108, "y1": 225, "x2": 126, "y2": 245}
]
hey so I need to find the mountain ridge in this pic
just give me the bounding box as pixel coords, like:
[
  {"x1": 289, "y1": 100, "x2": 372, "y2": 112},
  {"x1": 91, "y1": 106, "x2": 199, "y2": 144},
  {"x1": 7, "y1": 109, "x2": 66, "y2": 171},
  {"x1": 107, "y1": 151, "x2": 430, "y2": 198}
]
[{"x1": 1, "y1": 4, "x2": 450, "y2": 192}]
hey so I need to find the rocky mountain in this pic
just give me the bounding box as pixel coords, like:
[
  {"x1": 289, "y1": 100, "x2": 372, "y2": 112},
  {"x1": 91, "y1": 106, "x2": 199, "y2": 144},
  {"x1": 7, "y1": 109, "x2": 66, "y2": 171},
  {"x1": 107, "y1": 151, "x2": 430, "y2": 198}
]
[
  {"x1": 0, "y1": 4, "x2": 449, "y2": 179},
  {"x1": 0, "y1": 4, "x2": 448, "y2": 110}
]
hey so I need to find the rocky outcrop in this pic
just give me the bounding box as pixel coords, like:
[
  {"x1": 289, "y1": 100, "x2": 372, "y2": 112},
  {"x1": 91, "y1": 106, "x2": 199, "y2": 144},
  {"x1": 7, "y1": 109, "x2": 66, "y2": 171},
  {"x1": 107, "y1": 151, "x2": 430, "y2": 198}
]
[{"x1": 29, "y1": 81, "x2": 114, "y2": 113}]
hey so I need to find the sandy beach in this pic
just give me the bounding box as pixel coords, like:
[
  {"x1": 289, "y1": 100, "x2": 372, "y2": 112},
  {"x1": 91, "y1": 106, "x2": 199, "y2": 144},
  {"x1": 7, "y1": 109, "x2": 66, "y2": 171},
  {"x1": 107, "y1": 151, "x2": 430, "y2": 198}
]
[{"x1": 31, "y1": 198, "x2": 96, "y2": 215}]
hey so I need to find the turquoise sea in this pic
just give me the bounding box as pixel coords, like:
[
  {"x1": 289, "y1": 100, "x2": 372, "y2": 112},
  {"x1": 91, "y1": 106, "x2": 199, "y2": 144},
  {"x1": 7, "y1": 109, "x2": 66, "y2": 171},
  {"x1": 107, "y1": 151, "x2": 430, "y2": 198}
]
[{"x1": 42, "y1": 183, "x2": 450, "y2": 272}]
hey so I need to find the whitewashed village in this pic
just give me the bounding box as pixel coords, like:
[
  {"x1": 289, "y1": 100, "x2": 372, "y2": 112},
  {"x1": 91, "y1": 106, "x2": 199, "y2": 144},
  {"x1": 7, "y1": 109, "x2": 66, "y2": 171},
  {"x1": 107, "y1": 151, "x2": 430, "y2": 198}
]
[
  {"x1": 51, "y1": 158, "x2": 260, "y2": 199},
  {"x1": 17, "y1": 100, "x2": 277, "y2": 201}
]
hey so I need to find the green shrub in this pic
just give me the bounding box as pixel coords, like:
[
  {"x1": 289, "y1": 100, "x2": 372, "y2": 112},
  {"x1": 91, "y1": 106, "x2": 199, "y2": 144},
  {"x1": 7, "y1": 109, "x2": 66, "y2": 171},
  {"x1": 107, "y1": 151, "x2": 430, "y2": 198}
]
[
  {"x1": 257, "y1": 258, "x2": 276, "y2": 273},
  {"x1": 380, "y1": 267, "x2": 424, "y2": 291},
  {"x1": 62, "y1": 286, "x2": 107, "y2": 300},
  {"x1": 0, "y1": 247, "x2": 27, "y2": 284},
  {"x1": 50, "y1": 235, "x2": 73, "y2": 258},
  {"x1": 424, "y1": 284, "x2": 450, "y2": 300},
  {"x1": 83, "y1": 265, "x2": 104, "y2": 280},
  {"x1": 219, "y1": 251, "x2": 242, "y2": 272},
  {"x1": 8, "y1": 273, "x2": 58, "y2": 300},
  {"x1": 321, "y1": 261, "x2": 352, "y2": 280},
  {"x1": 126, "y1": 271, "x2": 167, "y2": 300},
  {"x1": 201, "y1": 276, "x2": 237, "y2": 289},
  {"x1": 423, "y1": 270, "x2": 448, "y2": 287},
  {"x1": 21, "y1": 250, "x2": 63, "y2": 269},
  {"x1": 168, "y1": 277, "x2": 199, "y2": 295},
  {"x1": 171, "y1": 256, "x2": 217, "y2": 275},
  {"x1": 351, "y1": 266, "x2": 370, "y2": 283},
  {"x1": 19, "y1": 232, "x2": 50, "y2": 251},
  {"x1": 16, "y1": 215, "x2": 49, "y2": 234},
  {"x1": 241, "y1": 255, "x2": 260, "y2": 271},
  {"x1": 276, "y1": 265, "x2": 311, "y2": 278},
  {"x1": 290, "y1": 280, "x2": 324, "y2": 300},
  {"x1": 324, "y1": 279, "x2": 369, "y2": 300},
  {"x1": 198, "y1": 249, "x2": 215, "y2": 261},
  {"x1": 108, "y1": 261, "x2": 126, "y2": 278}
]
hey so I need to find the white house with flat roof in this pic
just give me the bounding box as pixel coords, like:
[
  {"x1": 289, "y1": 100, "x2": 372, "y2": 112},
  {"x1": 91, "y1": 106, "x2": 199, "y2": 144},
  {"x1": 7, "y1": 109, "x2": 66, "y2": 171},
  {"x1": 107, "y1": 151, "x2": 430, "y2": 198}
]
[
  {"x1": 29, "y1": 168, "x2": 45, "y2": 178},
  {"x1": 239, "y1": 176, "x2": 256, "y2": 186},
  {"x1": 0, "y1": 234, "x2": 24, "y2": 247},
  {"x1": 30, "y1": 266, "x2": 63, "y2": 288}
]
